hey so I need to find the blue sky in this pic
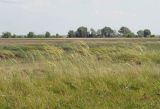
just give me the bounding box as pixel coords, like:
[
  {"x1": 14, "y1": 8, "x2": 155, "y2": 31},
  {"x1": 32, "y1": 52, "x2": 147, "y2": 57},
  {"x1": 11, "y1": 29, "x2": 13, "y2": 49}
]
[{"x1": 0, "y1": 0, "x2": 159, "y2": 35}]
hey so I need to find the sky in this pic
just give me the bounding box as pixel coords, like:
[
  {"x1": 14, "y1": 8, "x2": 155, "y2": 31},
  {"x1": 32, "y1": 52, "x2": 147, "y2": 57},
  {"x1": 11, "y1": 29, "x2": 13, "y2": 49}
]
[{"x1": 0, "y1": 0, "x2": 159, "y2": 35}]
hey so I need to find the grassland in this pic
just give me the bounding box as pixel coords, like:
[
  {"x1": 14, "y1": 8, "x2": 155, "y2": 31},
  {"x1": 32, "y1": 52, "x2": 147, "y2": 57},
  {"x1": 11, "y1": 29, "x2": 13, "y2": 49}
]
[{"x1": 0, "y1": 39, "x2": 160, "y2": 109}]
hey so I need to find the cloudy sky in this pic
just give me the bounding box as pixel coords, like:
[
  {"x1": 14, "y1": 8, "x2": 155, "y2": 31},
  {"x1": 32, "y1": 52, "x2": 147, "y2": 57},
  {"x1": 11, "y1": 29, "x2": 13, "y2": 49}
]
[{"x1": 0, "y1": 0, "x2": 159, "y2": 35}]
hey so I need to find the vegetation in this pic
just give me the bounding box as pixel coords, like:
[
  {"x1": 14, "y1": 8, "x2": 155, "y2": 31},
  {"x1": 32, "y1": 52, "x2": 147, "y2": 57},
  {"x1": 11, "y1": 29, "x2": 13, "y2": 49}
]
[
  {"x1": 118, "y1": 27, "x2": 135, "y2": 37},
  {"x1": 0, "y1": 32, "x2": 63, "y2": 38},
  {"x1": 27, "y1": 32, "x2": 35, "y2": 38},
  {"x1": 144, "y1": 29, "x2": 151, "y2": 37},
  {"x1": 0, "y1": 40, "x2": 160, "y2": 109},
  {"x1": 1, "y1": 32, "x2": 12, "y2": 38},
  {"x1": 137, "y1": 30, "x2": 144, "y2": 37},
  {"x1": 0, "y1": 26, "x2": 155, "y2": 38},
  {"x1": 45, "y1": 32, "x2": 51, "y2": 38},
  {"x1": 68, "y1": 26, "x2": 153, "y2": 38},
  {"x1": 101, "y1": 27, "x2": 115, "y2": 37}
]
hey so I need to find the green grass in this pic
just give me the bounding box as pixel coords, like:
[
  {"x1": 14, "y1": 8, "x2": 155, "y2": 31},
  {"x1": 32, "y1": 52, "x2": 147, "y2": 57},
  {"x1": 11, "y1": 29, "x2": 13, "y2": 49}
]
[{"x1": 0, "y1": 42, "x2": 160, "y2": 109}]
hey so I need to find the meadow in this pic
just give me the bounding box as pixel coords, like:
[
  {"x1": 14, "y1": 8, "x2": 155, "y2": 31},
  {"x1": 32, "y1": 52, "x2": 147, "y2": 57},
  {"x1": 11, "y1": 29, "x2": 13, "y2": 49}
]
[{"x1": 0, "y1": 39, "x2": 160, "y2": 109}]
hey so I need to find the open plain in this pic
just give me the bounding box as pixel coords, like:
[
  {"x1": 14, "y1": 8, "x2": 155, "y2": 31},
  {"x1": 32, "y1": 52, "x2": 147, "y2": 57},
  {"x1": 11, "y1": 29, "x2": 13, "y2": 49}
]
[{"x1": 0, "y1": 38, "x2": 160, "y2": 109}]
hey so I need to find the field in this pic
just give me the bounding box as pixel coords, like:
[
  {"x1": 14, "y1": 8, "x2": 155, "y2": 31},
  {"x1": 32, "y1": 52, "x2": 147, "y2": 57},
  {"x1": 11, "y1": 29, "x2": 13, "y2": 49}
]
[{"x1": 0, "y1": 38, "x2": 160, "y2": 109}]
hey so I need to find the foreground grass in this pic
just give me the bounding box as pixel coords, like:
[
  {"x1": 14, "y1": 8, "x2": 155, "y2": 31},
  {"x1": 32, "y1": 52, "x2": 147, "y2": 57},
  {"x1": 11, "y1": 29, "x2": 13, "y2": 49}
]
[{"x1": 0, "y1": 42, "x2": 160, "y2": 109}]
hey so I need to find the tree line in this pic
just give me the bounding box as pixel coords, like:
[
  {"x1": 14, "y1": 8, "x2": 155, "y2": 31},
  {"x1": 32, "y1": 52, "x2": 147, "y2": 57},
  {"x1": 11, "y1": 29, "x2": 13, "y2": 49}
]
[
  {"x1": 0, "y1": 26, "x2": 155, "y2": 38},
  {"x1": 0, "y1": 32, "x2": 63, "y2": 38},
  {"x1": 68, "y1": 26, "x2": 154, "y2": 38}
]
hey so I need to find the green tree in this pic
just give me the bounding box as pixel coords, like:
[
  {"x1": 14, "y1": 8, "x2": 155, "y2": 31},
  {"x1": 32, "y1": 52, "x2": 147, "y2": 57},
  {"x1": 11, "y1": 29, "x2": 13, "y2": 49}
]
[
  {"x1": 56, "y1": 33, "x2": 61, "y2": 38},
  {"x1": 119, "y1": 27, "x2": 134, "y2": 37},
  {"x1": 45, "y1": 32, "x2": 51, "y2": 38},
  {"x1": 113, "y1": 30, "x2": 120, "y2": 37},
  {"x1": 90, "y1": 28, "x2": 97, "y2": 37},
  {"x1": 1, "y1": 32, "x2": 12, "y2": 38},
  {"x1": 68, "y1": 30, "x2": 76, "y2": 38},
  {"x1": 101, "y1": 27, "x2": 114, "y2": 37},
  {"x1": 27, "y1": 32, "x2": 35, "y2": 38},
  {"x1": 76, "y1": 26, "x2": 89, "y2": 37},
  {"x1": 137, "y1": 30, "x2": 144, "y2": 37},
  {"x1": 125, "y1": 32, "x2": 135, "y2": 38},
  {"x1": 144, "y1": 29, "x2": 151, "y2": 37},
  {"x1": 11, "y1": 34, "x2": 17, "y2": 38},
  {"x1": 97, "y1": 29, "x2": 102, "y2": 37}
]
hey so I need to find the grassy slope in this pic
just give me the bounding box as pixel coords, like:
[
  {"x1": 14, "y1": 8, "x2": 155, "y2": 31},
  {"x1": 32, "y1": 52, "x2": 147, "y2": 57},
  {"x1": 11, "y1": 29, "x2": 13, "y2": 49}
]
[{"x1": 0, "y1": 41, "x2": 160, "y2": 109}]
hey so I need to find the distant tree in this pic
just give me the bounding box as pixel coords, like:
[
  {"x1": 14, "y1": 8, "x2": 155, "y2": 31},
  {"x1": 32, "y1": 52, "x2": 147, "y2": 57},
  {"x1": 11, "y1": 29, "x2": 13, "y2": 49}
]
[
  {"x1": 68, "y1": 30, "x2": 76, "y2": 38},
  {"x1": 76, "y1": 26, "x2": 89, "y2": 37},
  {"x1": 56, "y1": 33, "x2": 60, "y2": 38},
  {"x1": 144, "y1": 29, "x2": 151, "y2": 37},
  {"x1": 36, "y1": 34, "x2": 44, "y2": 38},
  {"x1": 90, "y1": 28, "x2": 97, "y2": 37},
  {"x1": 119, "y1": 27, "x2": 134, "y2": 37},
  {"x1": 119, "y1": 27, "x2": 131, "y2": 35},
  {"x1": 101, "y1": 27, "x2": 114, "y2": 37},
  {"x1": 137, "y1": 30, "x2": 144, "y2": 37},
  {"x1": 97, "y1": 29, "x2": 102, "y2": 37},
  {"x1": 16, "y1": 35, "x2": 24, "y2": 38},
  {"x1": 150, "y1": 35, "x2": 155, "y2": 37},
  {"x1": 113, "y1": 30, "x2": 120, "y2": 37},
  {"x1": 11, "y1": 34, "x2": 17, "y2": 38},
  {"x1": 125, "y1": 32, "x2": 135, "y2": 38},
  {"x1": 50, "y1": 35, "x2": 55, "y2": 38},
  {"x1": 45, "y1": 32, "x2": 51, "y2": 38},
  {"x1": 1, "y1": 32, "x2": 12, "y2": 38},
  {"x1": 27, "y1": 32, "x2": 35, "y2": 38}
]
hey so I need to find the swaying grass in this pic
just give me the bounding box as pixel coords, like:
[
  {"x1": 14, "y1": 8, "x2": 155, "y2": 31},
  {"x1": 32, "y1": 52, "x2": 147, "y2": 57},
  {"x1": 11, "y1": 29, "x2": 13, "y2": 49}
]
[{"x1": 0, "y1": 42, "x2": 160, "y2": 109}]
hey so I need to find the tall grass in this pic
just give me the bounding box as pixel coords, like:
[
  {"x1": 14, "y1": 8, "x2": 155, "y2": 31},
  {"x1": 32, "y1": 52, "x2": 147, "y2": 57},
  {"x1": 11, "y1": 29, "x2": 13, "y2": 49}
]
[{"x1": 0, "y1": 42, "x2": 160, "y2": 109}]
